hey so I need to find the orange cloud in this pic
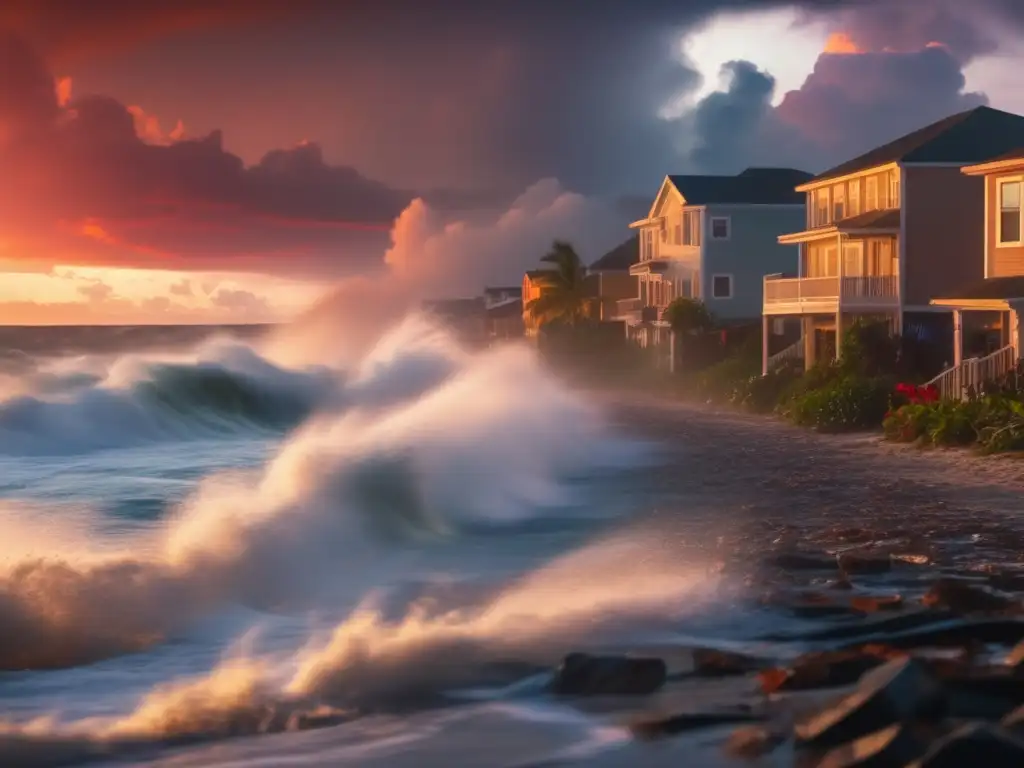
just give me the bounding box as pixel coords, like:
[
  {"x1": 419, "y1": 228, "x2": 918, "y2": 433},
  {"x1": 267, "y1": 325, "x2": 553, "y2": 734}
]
[
  {"x1": 823, "y1": 32, "x2": 863, "y2": 55},
  {"x1": 54, "y1": 75, "x2": 72, "y2": 106},
  {"x1": 126, "y1": 104, "x2": 186, "y2": 145}
]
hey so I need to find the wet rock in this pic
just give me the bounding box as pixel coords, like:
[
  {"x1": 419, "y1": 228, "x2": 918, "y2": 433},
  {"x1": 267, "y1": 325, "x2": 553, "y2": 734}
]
[
  {"x1": 830, "y1": 576, "x2": 855, "y2": 591},
  {"x1": 759, "y1": 648, "x2": 897, "y2": 694},
  {"x1": 943, "y1": 670, "x2": 1024, "y2": 719},
  {"x1": 850, "y1": 595, "x2": 904, "y2": 614},
  {"x1": 630, "y1": 709, "x2": 760, "y2": 740},
  {"x1": 923, "y1": 578, "x2": 1019, "y2": 615},
  {"x1": 1000, "y1": 702, "x2": 1024, "y2": 731},
  {"x1": 910, "y1": 722, "x2": 1024, "y2": 766},
  {"x1": 550, "y1": 653, "x2": 666, "y2": 697},
  {"x1": 1004, "y1": 638, "x2": 1024, "y2": 671},
  {"x1": 724, "y1": 724, "x2": 786, "y2": 759},
  {"x1": 793, "y1": 657, "x2": 944, "y2": 749},
  {"x1": 817, "y1": 723, "x2": 929, "y2": 768},
  {"x1": 690, "y1": 648, "x2": 764, "y2": 677},
  {"x1": 838, "y1": 552, "x2": 892, "y2": 576},
  {"x1": 770, "y1": 552, "x2": 839, "y2": 572}
]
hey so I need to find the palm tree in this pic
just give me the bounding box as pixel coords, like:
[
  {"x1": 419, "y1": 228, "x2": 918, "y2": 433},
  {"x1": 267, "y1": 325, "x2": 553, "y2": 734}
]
[{"x1": 525, "y1": 241, "x2": 595, "y2": 327}]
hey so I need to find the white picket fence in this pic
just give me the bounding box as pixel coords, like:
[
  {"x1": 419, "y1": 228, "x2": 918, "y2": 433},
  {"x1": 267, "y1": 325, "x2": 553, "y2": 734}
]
[{"x1": 926, "y1": 345, "x2": 1018, "y2": 401}]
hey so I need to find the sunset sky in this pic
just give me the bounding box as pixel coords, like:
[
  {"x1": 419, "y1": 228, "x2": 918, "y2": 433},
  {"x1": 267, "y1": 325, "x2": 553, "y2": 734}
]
[{"x1": 2, "y1": 0, "x2": 1024, "y2": 325}]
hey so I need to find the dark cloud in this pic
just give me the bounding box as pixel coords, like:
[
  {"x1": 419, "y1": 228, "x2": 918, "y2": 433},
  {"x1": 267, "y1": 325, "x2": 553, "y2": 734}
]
[
  {"x1": 0, "y1": 0, "x2": 1022, "y2": 281},
  {"x1": 682, "y1": 41, "x2": 987, "y2": 174}
]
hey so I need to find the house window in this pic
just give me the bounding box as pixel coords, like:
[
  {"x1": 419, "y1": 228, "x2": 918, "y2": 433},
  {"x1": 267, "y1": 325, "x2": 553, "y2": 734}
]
[
  {"x1": 865, "y1": 176, "x2": 879, "y2": 211},
  {"x1": 888, "y1": 171, "x2": 900, "y2": 208},
  {"x1": 710, "y1": 216, "x2": 730, "y2": 240},
  {"x1": 772, "y1": 318, "x2": 786, "y2": 335},
  {"x1": 678, "y1": 278, "x2": 692, "y2": 298},
  {"x1": 681, "y1": 210, "x2": 701, "y2": 245},
  {"x1": 711, "y1": 274, "x2": 733, "y2": 299},
  {"x1": 833, "y1": 184, "x2": 846, "y2": 221},
  {"x1": 999, "y1": 180, "x2": 1022, "y2": 244},
  {"x1": 814, "y1": 188, "x2": 830, "y2": 227},
  {"x1": 848, "y1": 181, "x2": 861, "y2": 217},
  {"x1": 674, "y1": 221, "x2": 682, "y2": 245}
]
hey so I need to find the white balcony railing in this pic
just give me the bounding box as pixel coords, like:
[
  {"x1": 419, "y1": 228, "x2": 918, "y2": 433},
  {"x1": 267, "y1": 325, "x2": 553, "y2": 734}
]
[
  {"x1": 927, "y1": 345, "x2": 1018, "y2": 401},
  {"x1": 763, "y1": 274, "x2": 899, "y2": 308}
]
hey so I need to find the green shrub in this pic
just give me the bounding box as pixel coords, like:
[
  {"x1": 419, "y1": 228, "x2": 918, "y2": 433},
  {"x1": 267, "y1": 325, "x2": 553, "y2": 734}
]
[
  {"x1": 883, "y1": 395, "x2": 1024, "y2": 453},
  {"x1": 785, "y1": 375, "x2": 894, "y2": 432}
]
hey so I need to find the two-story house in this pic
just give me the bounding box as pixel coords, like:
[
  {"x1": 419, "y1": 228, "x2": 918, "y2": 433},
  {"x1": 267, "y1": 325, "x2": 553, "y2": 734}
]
[
  {"x1": 762, "y1": 106, "x2": 1024, "y2": 375},
  {"x1": 927, "y1": 149, "x2": 1024, "y2": 397},
  {"x1": 623, "y1": 167, "x2": 812, "y2": 346},
  {"x1": 589, "y1": 235, "x2": 639, "y2": 322}
]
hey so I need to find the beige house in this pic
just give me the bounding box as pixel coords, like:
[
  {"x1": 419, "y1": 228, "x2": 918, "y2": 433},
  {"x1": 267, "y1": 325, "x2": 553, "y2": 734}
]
[
  {"x1": 762, "y1": 106, "x2": 1024, "y2": 375},
  {"x1": 927, "y1": 149, "x2": 1024, "y2": 398}
]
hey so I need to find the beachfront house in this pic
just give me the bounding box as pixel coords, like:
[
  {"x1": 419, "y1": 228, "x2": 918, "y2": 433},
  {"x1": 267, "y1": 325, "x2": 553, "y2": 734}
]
[
  {"x1": 625, "y1": 168, "x2": 811, "y2": 347},
  {"x1": 483, "y1": 286, "x2": 525, "y2": 339},
  {"x1": 762, "y1": 106, "x2": 1024, "y2": 375},
  {"x1": 589, "y1": 235, "x2": 639, "y2": 322},
  {"x1": 926, "y1": 149, "x2": 1024, "y2": 398}
]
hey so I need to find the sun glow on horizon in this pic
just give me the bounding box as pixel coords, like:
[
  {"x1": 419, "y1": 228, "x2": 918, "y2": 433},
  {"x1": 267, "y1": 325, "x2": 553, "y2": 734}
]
[{"x1": 0, "y1": 265, "x2": 331, "y2": 326}]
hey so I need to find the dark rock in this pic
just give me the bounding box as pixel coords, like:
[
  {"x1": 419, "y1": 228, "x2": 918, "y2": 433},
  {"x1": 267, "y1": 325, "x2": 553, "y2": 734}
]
[
  {"x1": 817, "y1": 723, "x2": 929, "y2": 768},
  {"x1": 793, "y1": 657, "x2": 944, "y2": 749},
  {"x1": 759, "y1": 648, "x2": 895, "y2": 694},
  {"x1": 1005, "y1": 638, "x2": 1024, "y2": 671},
  {"x1": 691, "y1": 648, "x2": 764, "y2": 677},
  {"x1": 923, "y1": 578, "x2": 1019, "y2": 615},
  {"x1": 724, "y1": 724, "x2": 786, "y2": 759},
  {"x1": 943, "y1": 670, "x2": 1024, "y2": 720},
  {"x1": 550, "y1": 653, "x2": 666, "y2": 697},
  {"x1": 630, "y1": 710, "x2": 761, "y2": 740},
  {"x1": 838, "y1": 553, "x2": 892, "y2": 576},
  {"x1": 770, "y1": 552, "x2": 839, "y2": 572},
  {"x1": 850, "y1": 595, "x2": 904, "y2": 614},
  {"x1": 911, "y1": 722, "x2": 1024, "y2": 766},
  {"x1": 1000, "y1": 703, "x2": 1024, "y2": 731}
]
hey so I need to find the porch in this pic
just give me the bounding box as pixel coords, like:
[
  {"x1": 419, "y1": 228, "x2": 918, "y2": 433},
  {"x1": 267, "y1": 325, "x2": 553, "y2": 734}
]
[{"x1": 927, "y1": 277, "x2": 1024, "y2": 399}]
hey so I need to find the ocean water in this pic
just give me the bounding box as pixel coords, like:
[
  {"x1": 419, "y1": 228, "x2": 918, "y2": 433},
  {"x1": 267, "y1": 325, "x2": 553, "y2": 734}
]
[{"x1": 0, "y1": 311, "x2": 757, "y2": 767}]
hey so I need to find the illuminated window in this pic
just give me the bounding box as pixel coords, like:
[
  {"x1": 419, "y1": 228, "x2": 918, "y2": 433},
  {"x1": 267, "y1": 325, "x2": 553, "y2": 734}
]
[{"x1": 1000, "y1": 181, "x2": 1022, "y2": 244}]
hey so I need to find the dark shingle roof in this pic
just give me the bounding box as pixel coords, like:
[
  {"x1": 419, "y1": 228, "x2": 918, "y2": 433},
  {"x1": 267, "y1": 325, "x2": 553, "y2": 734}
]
[
  {"x1": 810, "y1": 107, "x2": 1024, "y2": 184},
  {"x1": 483, "y1": 286, "x2": 522, "y2": 297},
  {"x1": 590, "y1": 235, "x2": 639, "y2": 271},
  {"x1": 836, "y1": 209, "x2": 901, "y2": 231},
  {"x1": 487, "y1": 299, "x2": 524, "y2": 318},
  {"x1": 667, "y1": 167, "x2": 812, "y2": 205},
  {"x1": 935, "y1": 276, "x2": 1024, "y2": 301},
  {"x1": 524, "y1": 270, "x2": 548, "y2": 280}
]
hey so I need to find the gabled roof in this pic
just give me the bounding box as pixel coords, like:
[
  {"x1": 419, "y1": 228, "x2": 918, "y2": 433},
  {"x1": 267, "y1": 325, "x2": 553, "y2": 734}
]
[
  {"x1": 962, "y1": 147, "x2": 1024, "y2": 176},
  {"x1": 590, "y1": 235, "x2": 639, "y2": 272},
  {"x1": 809, "y1": 106, "x2": 1024, "y2": 185},
  {"x1": 666, "y1": 167, "x2": 812, "y2": 206}
]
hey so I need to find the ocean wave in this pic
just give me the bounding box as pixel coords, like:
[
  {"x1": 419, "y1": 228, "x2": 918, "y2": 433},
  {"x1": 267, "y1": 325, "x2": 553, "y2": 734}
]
[
  {"x1": 0, "y1": 314, "x2": 645, "y2": 673},
  {"x1": 0, "y1": 532, "x2": 716, "y2": 767}
]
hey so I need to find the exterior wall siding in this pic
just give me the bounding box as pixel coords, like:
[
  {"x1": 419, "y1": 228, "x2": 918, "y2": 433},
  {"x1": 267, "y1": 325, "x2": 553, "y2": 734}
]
[
  {"x1": 702, "y1": 204, "x2": 805, "y2": 320},
  {"x1": 987, "y1": 171, "x2": 1024, "y2": 277},
  {"x1": 594, "y1": 272, "x2": 636, "y2": 320},
  {"x1": 903, "y1": 166, "x2": 985, "y2": 306}
]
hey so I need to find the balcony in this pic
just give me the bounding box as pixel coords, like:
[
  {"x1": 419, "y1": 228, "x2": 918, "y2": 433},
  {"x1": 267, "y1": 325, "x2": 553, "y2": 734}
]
[
  {"x1": 763, "y1": 274, "x2": 899, "y2": 315},
  {"x1": 615, "y1": 298, "x2": 665, "y2": 324}
]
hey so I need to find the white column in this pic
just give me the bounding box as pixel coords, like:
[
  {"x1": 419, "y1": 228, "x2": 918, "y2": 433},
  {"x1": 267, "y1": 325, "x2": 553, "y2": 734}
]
[
  {"x1": 762, "y1": 314, "x2": 770, "y2": 376},
  {"x1": 953, "y1": 309, "x2": 963, "y2": 366},
  {"x1": 835, "y1": 310, "x2": 843, "y2": 362}
]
